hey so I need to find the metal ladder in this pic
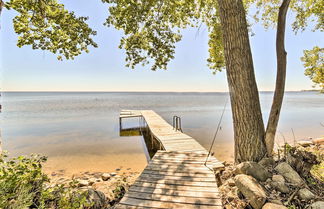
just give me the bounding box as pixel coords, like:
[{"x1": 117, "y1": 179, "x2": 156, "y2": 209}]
[{"x1": 172, "y1": 115, "x2": 183, "y2": 132}]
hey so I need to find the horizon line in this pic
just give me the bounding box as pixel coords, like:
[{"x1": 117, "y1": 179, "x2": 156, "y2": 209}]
[{"x1": 1, "y1": 90, "x2": 320, "y2": 93}]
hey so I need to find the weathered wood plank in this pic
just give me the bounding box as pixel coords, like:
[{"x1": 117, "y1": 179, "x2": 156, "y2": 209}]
[
  {"x1": 128, "y1": 186, "x2": 220, "y2": 198},
  {"x1": 141, "y1": 170, "x2": 215, "y2": 178},
  {"x1": 131, "y1": 182, "x2": 220, "y2": 193},
  {"x1": 118, "y1": 110, "x2": 223, "y2": 208},
  {"x1": 135, "y1": 178, "x2": 217, "y2": 187},
  {"x1": 120, "y1": 197, "x2": 222, "y2": 209},
  {"x1": 124, "y1": 191, "x2": 222, "y2": 205},
  {"x1": 138, "y1": 173, "x2": 216, "y2": 182},
  {"x1": 114, "y1": 204, "x2": 152, "y2": 209}
]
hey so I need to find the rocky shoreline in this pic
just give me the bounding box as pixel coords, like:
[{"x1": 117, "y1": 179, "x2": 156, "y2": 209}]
[
  {"x1": 44, "y1": 137, "x2": 323, "y2": 208},
  {"x1": 47, "y1": 170, "x2": 140, "y2": 208},
  {"x1": 219, "y1": 137, "x2": 324, "y2": 209}
]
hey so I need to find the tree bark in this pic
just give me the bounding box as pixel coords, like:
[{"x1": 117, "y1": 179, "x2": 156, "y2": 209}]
[
  {"x1": 265, "y1": 0, "x2": 291, "y2": 155},
  {"x1": 0, "y1": 0, "x2": 2, "y2": 154},
  {"x1": 0, "y1": 0, "x2": 3, "y2": 16},
  {"x1": 216, "y1": 0, "x2": 266, "y2": 162}
]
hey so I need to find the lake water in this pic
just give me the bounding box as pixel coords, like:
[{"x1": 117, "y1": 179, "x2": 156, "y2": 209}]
[{"x1": 1, "y1": 92, "x2": 323, "y2": 176}]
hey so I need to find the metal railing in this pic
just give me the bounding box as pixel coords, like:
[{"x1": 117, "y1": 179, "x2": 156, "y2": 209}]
[{"x1": 172, "y1": 115, "x2": 183, "y2": 132}]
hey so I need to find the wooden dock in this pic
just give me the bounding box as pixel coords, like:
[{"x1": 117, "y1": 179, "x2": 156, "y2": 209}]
[{"x1": 116, "y1": 110, "x2": 224, "y2": 209}]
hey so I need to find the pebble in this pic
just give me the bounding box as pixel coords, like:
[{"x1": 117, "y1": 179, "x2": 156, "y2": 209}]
[
  {"x1": 78, "y1": 180, "x2": 89, "y2": 187},
  {"x1": 88, "y1": 178, "x2": 97, "y2": 186},
  {"x1": 101, "y1": 173, "x2": 111, "y2": 181}
]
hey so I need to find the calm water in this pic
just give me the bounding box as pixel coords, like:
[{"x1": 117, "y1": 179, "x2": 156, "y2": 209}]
[{"x1": 1, "y1": 92, "x2": 323, "y2": 175}]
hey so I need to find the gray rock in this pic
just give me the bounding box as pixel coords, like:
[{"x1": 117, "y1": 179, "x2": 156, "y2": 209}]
[
  {"x1": 78, "y1": 180, "x2": 89, "y2": 187},
  {"x1": 234, "y1": 174, "x2": 267, "y2": 209},
  {"x1": 110, "y1": 172, "x2": 117, "y2": 177},
  {"x1": 271, "y1": 175, "x2": 289, "y2": 193},
  {"x1": 298, "y1": 188, "x2": 315, "y2": 201},
  {"x1": 308, "y1": 201, "x2": 324, "y2": 209},
  {"x1": 274, "y1": 162, "x2": 304, "y2": 185},
  {"x1": 234, "y1": 161, "x2": 271, "y2": 182},
  {"x1": 262, "y1": 203, "x2": 287, "y2": 209},
  {"x1": 297, "y1": 140, "x2": 313, "y2": 147},
  {"x1": 86, "y1": 189, "x2": 108, "y2": 209},
  {"x1": 309, "y1": 201, "x2": 324, "y2": 209},
  {"x1": 101, "y1": 173, "x2": 111, "y2": 181},
  {"x1": 272, "y1": 175, "x2": 285, "y2": 183},
  {"x1": 259, "y1": 158, "x2": 275, "y2": 168}
]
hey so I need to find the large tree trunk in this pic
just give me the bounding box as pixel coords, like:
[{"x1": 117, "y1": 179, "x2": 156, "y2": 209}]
[
  {"x1": 216, "y1": 0, "x2": 266, "y2": 162},
  {"x1": 265, "y1": 0, "x2": 291, "y2": 155},
  {"x1": 0, "y1": 0, "x2": 2, "y2": 154}
]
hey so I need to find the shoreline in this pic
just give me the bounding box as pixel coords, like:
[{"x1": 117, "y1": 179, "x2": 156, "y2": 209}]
[{"x1": 41, "y1": 137, "x2": 324, "y2": 181}]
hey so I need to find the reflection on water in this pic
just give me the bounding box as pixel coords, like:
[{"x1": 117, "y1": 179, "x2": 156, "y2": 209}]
[
  {"x1": 1, "y1": 92, "x2": 323, "y2": 175},
  {"x1": 119, "y1": 118, "x2": 161, "y2": 161}
]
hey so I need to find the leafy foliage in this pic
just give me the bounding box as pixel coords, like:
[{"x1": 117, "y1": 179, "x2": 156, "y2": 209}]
[
  {"x1": 102, "y1": 0, "x2": 225, "y2": 71},
  {"x1": 4, "y1": 0, "x2": 97, "y2": 60},
  {"x1": 301, "y1": 46, "x2": 324, "y2": 91},
  {"x1": 0, "y1": 152, "x2": 92, "y2": 209},
  {"x1": 103, "y1": 0, "x2": 322, "y2": 73},
  {"x1": 246, "y1": 0, "x2": 323, "y2": 32}
]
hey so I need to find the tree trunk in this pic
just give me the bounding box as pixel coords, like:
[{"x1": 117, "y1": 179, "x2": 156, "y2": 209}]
[
  {"x1": 0, "y1": 0, "x2": 3, "y2": 16},
  {"x1": 265, "y1": 0, "x2": 291, "y2": 155},
  {"x1": 0, "y1": 0, "x2": 2, "y2": 154},
  {"x1": 216, "y1": 0, "x2": 266, "y2": 162}
]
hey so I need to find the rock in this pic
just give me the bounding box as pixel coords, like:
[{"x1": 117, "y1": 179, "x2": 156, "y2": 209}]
[
  {"x1": 297, "y1": 140, "x2": 313, "y2": 147},
  {"x1": 92, "y1": 172, "x2": 102, "y2": 179},
  {"x1": 86, "y1": 189, "x2": 108, "y2": 209},
  {"x1": 270, "y1": 175, "x2": 289, "y2": 193},
  {"x1": 298, "y1": 188, "x2": 315, "y2": 201},
  {"x1": 225, "y1": 204, "x2": 234, "y2": 209},
  {"x1": 272, "y1": 175, "x2": 285, "y2": 183},
  {"x1": 101, "y1": 173, "x2": 111, "y2": 181},
  {"x1": 227, "y1": 179, "x2": 236, "y2": 187},
  {"x1": 262, "y1": 203, "x2": 287, "y2": 209},
  {"x1": 234, "y1": 161, "x2": 271, "y2": 182},
  {"x1": 234, "y1": 174, "x2": 267, "y2": 209},
  {"x1": 312, "y1": 137, "x2": 324, "y2": 145},
  {"x1": 309, "y1": 201, "x2": 324, "y2": 209},
  {"x1": 110, "y1": 172, "x2": 117, "y2": 177},
  {"x1": 274, "y1": 162, "x2": 304, "y2": 185},
  {"x1": 269, "y1": 199, "x2": 284, "y2": 205},
  {"x1": 259, "y1": 158, "x2": 275, "y2": 168},
  {"x1": 88, "y1": 178, "x2": 97, "y2": 186},
  {"x1": 78, "y1": 180, "x2": 89, "y2": 187}
]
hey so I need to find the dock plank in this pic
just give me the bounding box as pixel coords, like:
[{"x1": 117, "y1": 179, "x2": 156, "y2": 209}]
[{"x1": 117, "y1": 110, "x2": 224, "y2": 208}]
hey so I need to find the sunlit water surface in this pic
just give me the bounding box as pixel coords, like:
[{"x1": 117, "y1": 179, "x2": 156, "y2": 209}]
[{"x1": 1, "y1": 92, "x2": 323, "y2": 176}]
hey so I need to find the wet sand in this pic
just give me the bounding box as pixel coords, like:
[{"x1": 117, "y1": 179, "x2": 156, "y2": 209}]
[{"x1": 42, "y1": 153, "x2": 147, "y2": 178}]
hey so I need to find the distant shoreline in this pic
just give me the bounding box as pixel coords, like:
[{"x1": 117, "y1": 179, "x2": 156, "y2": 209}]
[{"x1": 1, "y1": 90, "x2": 321, "y2": 93}]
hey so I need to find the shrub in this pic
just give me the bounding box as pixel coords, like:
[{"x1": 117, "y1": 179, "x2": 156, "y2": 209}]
[{"x1": 0, "y1": 152, "x2": 92, "y2": 209}]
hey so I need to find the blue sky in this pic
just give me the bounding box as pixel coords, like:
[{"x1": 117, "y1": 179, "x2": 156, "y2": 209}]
[{"x1": 1, "y1": 0, "x2": 323, "y2": 92}]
